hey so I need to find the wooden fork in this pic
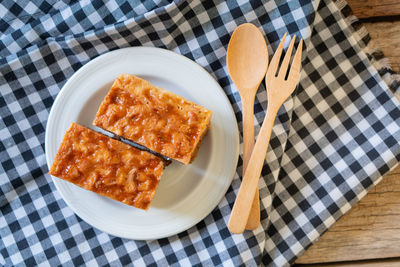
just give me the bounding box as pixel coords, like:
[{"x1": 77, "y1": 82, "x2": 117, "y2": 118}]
[{"x1": 228, "y1": 34, "x2": 303, "y2": 234}]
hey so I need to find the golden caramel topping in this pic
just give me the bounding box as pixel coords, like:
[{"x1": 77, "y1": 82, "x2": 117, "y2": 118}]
[
  {"x1": 48, "y1": 123, "x2": 164, "y2": 210},
  {"x1": 93, "y1": 74, "x2": 212, "y2": 164}
]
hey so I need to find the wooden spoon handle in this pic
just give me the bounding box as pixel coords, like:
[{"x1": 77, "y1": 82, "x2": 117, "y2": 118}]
[
  {"x1": 242, "y1": 99, "x2": 260, "y2": 230},
  {"x1": 228, "y1": 106, "x2": 278, "y2": 234},
  {"x1": 242, "y1": 98, "x2": 255, "y2": 169},
  {"x1": 246, "y1": 186, "x2": 260, "y2": 230}
]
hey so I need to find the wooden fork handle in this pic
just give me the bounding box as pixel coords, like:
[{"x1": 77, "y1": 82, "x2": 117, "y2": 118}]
[
  {"x1": 242, "y1": 98, "x2": 260, "y2": 230},
  {"x1": 228, "y1": 106, "x2": 278, "y2": 234}
]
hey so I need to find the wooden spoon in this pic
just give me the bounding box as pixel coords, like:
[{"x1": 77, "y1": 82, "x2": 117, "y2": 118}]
[{"x1": 227, "y1": 23, "x2": 268, "y2": 231}]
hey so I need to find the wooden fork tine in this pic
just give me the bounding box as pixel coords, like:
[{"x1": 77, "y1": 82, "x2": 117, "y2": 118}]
[
  {"x1": 288, "y1": 38, "x2": 303, "y2": 81},
  {"x1": 278, "y1": 35, "x2": 296, "y2": 79},
  {"x1": 266, "y1": 33, "x2": 287, "y2": 79}
]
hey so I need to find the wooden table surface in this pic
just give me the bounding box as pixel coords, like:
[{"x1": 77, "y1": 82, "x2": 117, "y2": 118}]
[{"x1": 295, "y1": 0, "x2": 400, "y2": 266}]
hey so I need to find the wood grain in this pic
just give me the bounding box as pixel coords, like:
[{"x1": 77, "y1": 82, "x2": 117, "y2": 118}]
[
  {"x1": 296, "y1": 257, "x2": 400, "y2": 267},
  {"x1": 364, "y1": 21, "x2": 400, "y2": 73},
  {"x1": 347, "y1": 0, "x2": 400, "y2": 18},
  {"x1": 296, "y1": 165, "x2": 400, "y2": 264}
]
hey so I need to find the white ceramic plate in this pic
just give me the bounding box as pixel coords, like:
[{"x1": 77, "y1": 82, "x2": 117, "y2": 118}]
[{"x1": 45, "y1": 47, "x2": 239, "y2": 240}]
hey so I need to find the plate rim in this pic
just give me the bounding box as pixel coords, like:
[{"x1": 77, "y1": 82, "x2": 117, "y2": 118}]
[{"x1": 45, "y1": 46, "x2": 239, "y2": 240}]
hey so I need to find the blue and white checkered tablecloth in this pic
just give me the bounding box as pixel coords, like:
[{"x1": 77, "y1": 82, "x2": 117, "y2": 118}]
[{"x1": 1, "y1": 0, "x2": 400, "y2": 266}]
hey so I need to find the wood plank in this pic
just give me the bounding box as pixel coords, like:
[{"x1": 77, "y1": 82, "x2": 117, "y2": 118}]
[
  {"x1": 295, "y1": 164, "x2": 400, "y2": 264},
  {"x1": 347, "y1": 0, "x2": 400, "y2": 19},
  {"x1": 296, "y1": 257, "x2": 400, "y2": 266},
  {"x1": 363, "y1": 21, "x2": 400, "y2": 73}
]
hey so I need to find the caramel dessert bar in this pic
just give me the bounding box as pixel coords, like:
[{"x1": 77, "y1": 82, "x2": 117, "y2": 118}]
[
  {"x1": 48, "y1": 123, "x2": 164, "y2": 210},
  {"x1": 93, "y1": 74, "x2": 212, "y2": 164}
]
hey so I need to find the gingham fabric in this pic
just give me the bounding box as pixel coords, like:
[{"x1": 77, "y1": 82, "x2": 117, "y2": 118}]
[{"x1": 1, "y1": 0, "x2": 400, "y2": 266}]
